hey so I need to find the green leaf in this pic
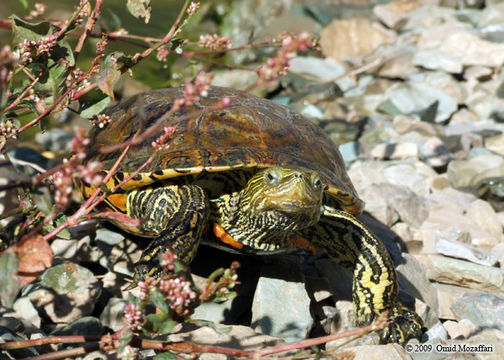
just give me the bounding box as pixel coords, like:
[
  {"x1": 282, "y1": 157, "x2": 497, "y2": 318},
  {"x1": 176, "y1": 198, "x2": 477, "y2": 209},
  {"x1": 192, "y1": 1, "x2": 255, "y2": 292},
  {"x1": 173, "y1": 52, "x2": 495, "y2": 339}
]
[
  {"x1": 144, "y1": 312, "x2": 176, "y2": 335},
  {"x1": 18, "y1": 0, "x2": 29, "y2": 9},
  {"x1": 11, "y1": 15, "x2": 51, "y2": 45},
  {"x1": 78, "y1": 89, "x2": 112, "y2": 119},
  {"x1": 154, "y1": 353, "x2": 177, "y2": 360},
  {"x1": 96, "y1": 53, "x2": 121, "y2": 99},
  {"x1": 126, "y1": 0, "x2": 152, "y2": 23},
  {"x1": 150, "y1": 290, "x2": 169, "y2": 314},
  {"x1": 0, "y1": 252, "x2": 20, "y2": 308}
]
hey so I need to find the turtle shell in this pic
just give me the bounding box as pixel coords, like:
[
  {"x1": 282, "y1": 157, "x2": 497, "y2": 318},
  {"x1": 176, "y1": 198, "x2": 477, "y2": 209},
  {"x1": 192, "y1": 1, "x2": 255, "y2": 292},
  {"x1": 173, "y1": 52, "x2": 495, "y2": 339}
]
[{"x1": 85, "y1": 86, "x2": 364, "y2": 215}]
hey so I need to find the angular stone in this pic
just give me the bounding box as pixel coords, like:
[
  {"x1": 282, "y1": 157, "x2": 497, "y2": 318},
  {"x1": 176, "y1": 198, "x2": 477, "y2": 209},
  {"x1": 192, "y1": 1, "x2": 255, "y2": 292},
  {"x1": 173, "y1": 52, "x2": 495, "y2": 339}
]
[
  {"x1": 464, "y1": 65, "x2": 493, "y2": 81},
  {"x1": 435, "y1": 239, "x2": 498, "y2": 267},
  {"x1": 393, "y1": 115, "x2": 442, "y2": 137},
  {"x1": 168, "y1": 324, "x2": 282, "y2": 353},
  {"x1": 486, "y1": 133, "x2": 504, "y2": 156},
  {"x1": 251, "y1": 258, "x2": 312, "y2": 342},
  {"x1": 425, "y1": 321, "x2": 448, "y2": 342},
  {"x1": 50, "y1": 317, "x2": 103, "y2": 336},
  {"x1": 443, "y1": 320, "x2": 476, "y2": 340},
  {"x1": 338, "y1": 344, "x2": 412, "y2": 360},
  {"x1": 397, "y1": 254, "x2": 439, "y2": 320},
  {"x1": 377, "y1": 50, "x2": 417, "y2": 79},
  {"x1": 432, "y1": 283, "x2": 478, "y2": 320},
  {"x1": 428, "y1": 187, "x2": 476, "y2": 212},
  {"x1": 416, "y1": 203, "x2": 473, "y2": 253},
  {"x1": 211, "y1": 69, "x2": 259, "y2": 92},
  {"x1": 452, "y1": 292, "x2": 504, "y2": 332},
  {"x1": 419, "y1": 137, "x2": 452, "y2": 168},
  {"x1": 99, "y1": 298, "x2": 127, "y2": 332},
  {"x1": 466, "y1": 199, "x2": 503, "y2": 247},
  {"x1": 289, "y1": 56, "x2": 355, "y2": 91},
  {"x1": 440, "y1": 26, "x2": 504, "y2": 67},
  {"x1": 29, "y1": 263, "x2": 102, "y2": 324},
  {"x1": 373, "y1": 0, "x2": 421, "y2": 29},
  {"x1": 371, "y1": 142, "x2": 419, "y2": 160},
  {"x1": 378, "y1": 82, "x2": 458, "y2": 123},
  {"x1": 320, "y1": 18, "x2": 397, "y2": 62},
  {"x1": 13, "y1": 297, "x2": 41, "y2": 328},
  {"x1": 418, "y1": 254, "x2": 504, "y2": 293},
  {"x1": 413, "y1": 49, "x2": 462, "y2": 73}
]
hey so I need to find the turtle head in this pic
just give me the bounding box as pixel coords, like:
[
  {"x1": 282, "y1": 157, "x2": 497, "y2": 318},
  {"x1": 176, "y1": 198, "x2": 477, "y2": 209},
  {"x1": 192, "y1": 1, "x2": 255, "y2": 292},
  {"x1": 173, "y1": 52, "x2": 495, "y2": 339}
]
[{"x1": 241, "y1": 167, "x2": 324, "y2": 228}]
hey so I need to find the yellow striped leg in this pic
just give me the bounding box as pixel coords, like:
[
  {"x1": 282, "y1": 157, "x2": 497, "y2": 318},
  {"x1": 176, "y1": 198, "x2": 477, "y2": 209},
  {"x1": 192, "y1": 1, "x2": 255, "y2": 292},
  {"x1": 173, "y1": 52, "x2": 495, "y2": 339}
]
[
  {"x1": 127, "y1": 184, "x2": 209, "y2": 282},
  {"x1": 300, "y1": 206, "x2": 424, "y2": 343}
]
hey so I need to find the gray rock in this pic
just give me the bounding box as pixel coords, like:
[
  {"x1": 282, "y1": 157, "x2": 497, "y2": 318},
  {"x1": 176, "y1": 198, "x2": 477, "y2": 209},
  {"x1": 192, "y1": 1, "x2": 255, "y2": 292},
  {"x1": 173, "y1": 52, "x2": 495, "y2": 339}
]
[
  {"x1": 425, "y1": 321, "x2": 448, "y2": 342},
  {"x1": 211, "y1": 69, "x2": 259, "y2": 92},
  {"x1": 95, "y1": 228, "x2": 125, "y2": 246},
  {"x1": 289, "y1": 56, "x2": 355, "y2": 91},
  {"x1": 467, "y1": 199, "x2": 503, "y2": 248},
  {"x1": 373, "y1": 1, "x2": 416, "y2": 29},
  {"x1": 251, "y1": 258, "x2": 312, "y2": 342},
  {"x1": 99, "y1": 297, "x2": 127, "y2": 332},
  {"x1": 413, "y1": 49, "x2": 462, "y2": 74},
  {"x1": 397, "y1": 254, "x2": 439, "y2": 323},
  {"x1": 168, "y1": 324, "x2": 282, "y2": 359},
  {"x1": 378, "y1": 82, "x2": 458, "y2": 123},
  {"x1": 361, "y1": 183, "x2": 429, "y2": 228},
  {"x1": 377, "y1": 50, "x2": 417, "y2": 79},
  {"x1": 443, "y1": 319, "x2": 477, "y2": 340},
  {"x1": 339, "y1": 141, "x2": 361, "y2": 163},
  {"x1": 452, "y1": 292, "x2": 504, "y2": 331},
  {"x1": 35, "y1": 128, "x2": 72, "y2": 152},
  {"x1": 192, "y1": 299, "x2": 235, "y2": 324},
  {"x1": 485, "y1": 133, "x2": 504, "y2": 156},
  {"x1": 338, "y1": 344, "x2": 412, "y2": 360},
  {"x1": 50, "y1": 317, "x2": 103, "y2": 336},
  {"x1": 418, "y1": 254, "x2": 504, "y2": 293},
  {"x1": 464, "y1": 66, "x2": 493, "y2": 81},
  {"x1": 325, "y1": 300, "x2": 380, "y2": 348},
  {"x1": 371, "y1": 142, "x2": 419, "y2": 160},
  {"x1": 0, "y1": 326, "x2": 39, "y2": 358},
  {"x1": 419, "y1": 137, "x2": 453, "y2": 168},
  {"x1": 29, "y1": 263, "x2": 102, "y2": 324},
  {"x1": 320, "y1": 18, "x2": 397, "y2": 62},
  {"x1": 13, "y1": 297, "x2": 41, "y2": 328},
  {"x1": 428, "y1": 187, "x2": 477, "y2": 212},
  {"x1": 435, "y1": 239, "x2": 498, "y2": 267},
  {"x1": 432, "y1": 283, "x2": 478, "y2": 320}
]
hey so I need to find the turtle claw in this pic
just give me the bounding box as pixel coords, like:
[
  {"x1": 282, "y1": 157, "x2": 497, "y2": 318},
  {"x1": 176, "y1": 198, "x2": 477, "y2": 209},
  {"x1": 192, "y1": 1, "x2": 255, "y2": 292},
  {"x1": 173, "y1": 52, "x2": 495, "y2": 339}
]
[{"x1": 378, "y1": 306, "x2": 424, "y2": 344}]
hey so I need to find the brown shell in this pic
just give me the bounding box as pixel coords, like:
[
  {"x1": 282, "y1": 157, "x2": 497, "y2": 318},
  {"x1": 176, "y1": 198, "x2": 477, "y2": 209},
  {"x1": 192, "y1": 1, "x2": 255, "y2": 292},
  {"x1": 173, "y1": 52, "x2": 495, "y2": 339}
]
[{"x1": 86, "y1": 87, "x2": 363, "y2": 215}]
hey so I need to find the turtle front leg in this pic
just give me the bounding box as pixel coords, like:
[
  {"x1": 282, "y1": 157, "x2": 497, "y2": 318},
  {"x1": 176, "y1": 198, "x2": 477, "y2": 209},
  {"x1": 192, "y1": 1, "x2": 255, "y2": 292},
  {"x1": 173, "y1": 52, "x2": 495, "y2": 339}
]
[
  {"x1": 126, "y1": 184, "x2": 210, "y2": 282},
  {"x1": 299, "y1": 205, "x2": 424, "y2": 344}
]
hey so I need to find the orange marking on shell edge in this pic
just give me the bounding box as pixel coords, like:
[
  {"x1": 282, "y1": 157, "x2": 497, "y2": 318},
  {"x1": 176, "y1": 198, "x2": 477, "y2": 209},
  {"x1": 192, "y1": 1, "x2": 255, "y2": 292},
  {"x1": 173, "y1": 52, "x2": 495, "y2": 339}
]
[
  {"x1": 286, "y1": 234, "x2": 318, "y2": 254},
  {"x1": 213, "y1": 223, "x2": 244, "y2": 249},
  {"x1": 107, "y1": 193, "x2": 128, "y2": 212}
]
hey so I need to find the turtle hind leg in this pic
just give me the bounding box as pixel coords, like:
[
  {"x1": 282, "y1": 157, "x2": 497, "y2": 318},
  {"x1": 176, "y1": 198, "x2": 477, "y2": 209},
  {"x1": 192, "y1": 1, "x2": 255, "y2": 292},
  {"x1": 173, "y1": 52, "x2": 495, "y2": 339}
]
[
  {"x1": 299, "y1": 205, "x2": 424, "y2": 344},
  {"x1": 127, "y1": 184, "x2": 210, "y2": 283}
]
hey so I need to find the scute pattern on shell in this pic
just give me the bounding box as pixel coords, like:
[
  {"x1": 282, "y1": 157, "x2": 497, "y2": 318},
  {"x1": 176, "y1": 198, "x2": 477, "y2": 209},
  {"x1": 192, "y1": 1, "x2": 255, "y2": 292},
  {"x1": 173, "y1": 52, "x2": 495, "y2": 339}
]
[{"x1": 86, "y1": 86, "x2": 362, "y2": 214}]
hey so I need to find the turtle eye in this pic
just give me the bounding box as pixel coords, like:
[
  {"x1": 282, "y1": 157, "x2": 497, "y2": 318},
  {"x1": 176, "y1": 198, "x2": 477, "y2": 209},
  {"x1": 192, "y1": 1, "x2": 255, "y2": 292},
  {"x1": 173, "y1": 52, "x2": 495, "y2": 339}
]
[
  {"x1": 312, "y1": 174, "x2": 322, "y2": 190},
  {"x1": 265, "y1": 168, "x2": 280, "y2": 186}
]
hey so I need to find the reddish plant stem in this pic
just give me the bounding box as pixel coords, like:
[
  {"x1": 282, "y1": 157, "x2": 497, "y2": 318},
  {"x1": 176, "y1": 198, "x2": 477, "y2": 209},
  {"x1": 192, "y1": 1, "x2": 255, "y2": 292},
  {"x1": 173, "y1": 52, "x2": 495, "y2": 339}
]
[
  {"x1": 0, "y1": 74, "x2": 40, "y2": 116},
  {"x1": 140, "y1": 339, "x2": 251, "y2": 358},
  {"x1": 73, "y1": 0, "x2": 103, "y2": 58},
  {"x1": 119, "y1": 0, "x2": 191, "y2": 73},
  {"x1": 20, "y1": 343, "x2": 100, "y2": 360},
  {"x1": 13, "y1": 83, "x2": 77, "y2": 136},
  {"x1": 42, "y1": 144, "x2": 131, "y2": 241},
  {"x1": 71, "y1": 82, "x2": 98, "y2": 101},
  {"x1": 252, "y1": 316, "x2": 389, "y2": 359},
  {"x1": 0, "y1": 336, "x2": 101, "y2": 350}
]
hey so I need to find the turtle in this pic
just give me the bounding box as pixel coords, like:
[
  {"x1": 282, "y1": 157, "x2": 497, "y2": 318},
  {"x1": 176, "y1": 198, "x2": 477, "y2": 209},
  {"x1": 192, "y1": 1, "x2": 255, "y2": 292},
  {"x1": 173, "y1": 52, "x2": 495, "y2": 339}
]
[{"x1": 80, "y1": 86, "x2": 424, "y2": 344}]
